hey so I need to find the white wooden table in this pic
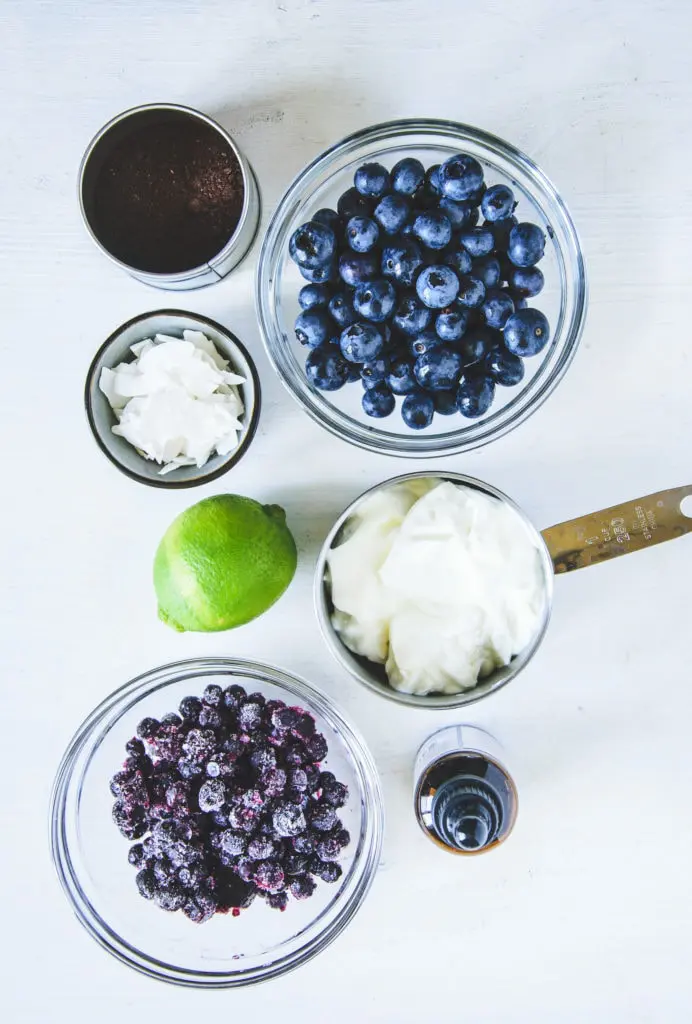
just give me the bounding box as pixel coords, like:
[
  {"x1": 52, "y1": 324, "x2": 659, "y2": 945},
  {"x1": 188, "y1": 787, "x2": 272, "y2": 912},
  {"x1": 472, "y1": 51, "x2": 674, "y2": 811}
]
[{"x1": 4, "y1": 1, "x2": 692, "y2": 1020}]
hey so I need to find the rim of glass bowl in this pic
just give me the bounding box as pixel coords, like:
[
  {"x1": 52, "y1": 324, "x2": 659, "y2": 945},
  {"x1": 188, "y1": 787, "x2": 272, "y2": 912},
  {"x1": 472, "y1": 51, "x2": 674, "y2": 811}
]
[
  {"x1": 49, "y1": 657, "x2": 385, "y2": 988},
  {"x1": 256, "y1": 117, "x2": 588, "y2": 457}
]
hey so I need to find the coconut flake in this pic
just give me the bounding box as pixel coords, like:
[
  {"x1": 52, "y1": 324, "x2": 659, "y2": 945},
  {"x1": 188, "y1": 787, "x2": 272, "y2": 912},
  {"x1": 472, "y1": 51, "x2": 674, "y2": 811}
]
[{"x1": 99, "y1": 331, "x2": 247, "y2": 474}]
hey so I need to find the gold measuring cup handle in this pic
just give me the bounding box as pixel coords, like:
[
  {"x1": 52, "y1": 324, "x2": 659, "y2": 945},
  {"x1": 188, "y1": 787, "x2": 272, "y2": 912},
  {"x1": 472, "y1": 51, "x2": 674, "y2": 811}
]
[{"x1": 541, "y1": 485, "x2": 692, "y2": 575}]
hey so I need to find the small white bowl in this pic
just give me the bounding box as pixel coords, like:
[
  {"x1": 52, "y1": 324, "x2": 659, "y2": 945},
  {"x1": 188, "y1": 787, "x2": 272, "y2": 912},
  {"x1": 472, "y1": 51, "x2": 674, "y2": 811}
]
[{"x1": 85, "y1": 310, "x2": 261, "y2": 488}]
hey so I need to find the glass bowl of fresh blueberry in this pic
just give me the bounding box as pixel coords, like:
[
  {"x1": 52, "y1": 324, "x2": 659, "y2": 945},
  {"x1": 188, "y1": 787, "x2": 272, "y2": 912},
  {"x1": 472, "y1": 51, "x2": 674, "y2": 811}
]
[
  {"x1": 50, "y1": 658, "x2": 384, "y2": 987},
  {"x1": 256, "y1": 119, "x2": 587, "y2": 456}
]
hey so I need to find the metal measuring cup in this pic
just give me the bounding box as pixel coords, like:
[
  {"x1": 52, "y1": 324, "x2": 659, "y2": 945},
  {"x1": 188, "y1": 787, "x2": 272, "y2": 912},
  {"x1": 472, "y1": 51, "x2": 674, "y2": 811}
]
[{"x1": 314, "y1": 472, "x2": 692, "y2": 709}]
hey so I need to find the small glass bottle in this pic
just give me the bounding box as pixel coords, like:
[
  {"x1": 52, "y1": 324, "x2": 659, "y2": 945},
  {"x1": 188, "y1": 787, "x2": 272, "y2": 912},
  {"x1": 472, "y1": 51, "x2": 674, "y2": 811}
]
[{"x1": 414, "y1": 725, "x2": 518, "y2": 854}]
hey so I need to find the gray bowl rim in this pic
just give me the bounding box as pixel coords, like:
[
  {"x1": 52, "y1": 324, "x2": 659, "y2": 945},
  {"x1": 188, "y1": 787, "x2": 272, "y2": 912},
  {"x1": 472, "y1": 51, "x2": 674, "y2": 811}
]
[
  {"x1": 84, "y1": 309, "x2": 262, "y2": 489},
  {"x1": 314, "y1": 471, "x2": 555, "y2": 709}
]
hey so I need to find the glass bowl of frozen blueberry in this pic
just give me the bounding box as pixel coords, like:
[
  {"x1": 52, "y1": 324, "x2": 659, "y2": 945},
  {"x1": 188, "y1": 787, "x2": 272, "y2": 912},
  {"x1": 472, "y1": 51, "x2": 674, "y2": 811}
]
[
  {"x1": 256, "y1": 118, "x2": 587, "y2": 456},
  {"x1": 50, "y1": 658, "x2": 384, "y2": 987}
]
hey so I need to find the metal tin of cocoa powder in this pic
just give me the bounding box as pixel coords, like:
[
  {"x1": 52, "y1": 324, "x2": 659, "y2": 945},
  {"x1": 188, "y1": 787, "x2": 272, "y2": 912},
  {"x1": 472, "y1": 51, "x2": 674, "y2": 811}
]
[{"x1": 79, "y1": 103, "x2": 260, "y2": 290}]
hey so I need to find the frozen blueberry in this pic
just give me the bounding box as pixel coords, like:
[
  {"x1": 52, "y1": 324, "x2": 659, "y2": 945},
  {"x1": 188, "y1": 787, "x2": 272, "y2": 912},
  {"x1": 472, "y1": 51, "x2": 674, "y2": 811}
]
[
  {"x1": 338, "y1": 251, "x2": 379, "y2": 287},
  {"x1": 136, "y1": 717, "x2": 159, "y2": 740},
  {"x1": 305, "y1": 347, "x2": 350, "y2": 391},
  {"x1": 340, "y1": 323, "x2": 384, "y2": 363},
  {"x1": 254, "y1": 860, "x2": 285, "y2": 893},
  {"x1": 414, "y1": 347, "x2": 463, "y2": 391},
  {"x1": 486, "y1": 347, "x2": 525, "y2": 386},
  {"x1": 482, "y1": 288, "x2": 515, "y2": 329},
  {"x1": 362, "y1": 383, "x2": 395, "y2": 418},
  {"x1": 438, "y1": 153, "x2": 484, "y2": 201},
  {"x1": 472, "y1": 255, "x2": 502, "y2": 289},
  {"x1": 128, "y1": 843, "x2": 145, "y2": 868},
  {"x1": 354, "y1": 161, "x2": 390, "y2": 197},
  {"x1": 198, "y1": 779, "x2": 225, "y2": 813},
  {"x1": 392, "y1": 292, "x2": 432, "y2": 335},
  {"x1": 292, "y1": 832, "x2": 318, "y2": 855},
  {"x1": 509, "y1": 265, "x2": 545, "y2": 297},
  {"x1": 381, "y1": 240, "x2": 424, "y2": 287},
  {"x1": 374, "y1": 193, "x2": 410, "y2": 234},
  {"x1": 416, "y1": 265, "x2": 460, "y2": 309},
  {"x1": 267, "y1": 891, "x2": 288, "y2": 911},
  {"x1": 316, "y1": 835, "x2": 342, "y2": 861},
  {"x1": 272, "y1": 801, "x2": 307, "y2": 837},
  {"x1": 401, "y1": 391, "x2": 434, "y2": 429},
  {"x1": 125, "y1": 737, "x2": 146, "y2": 758},
  {"x1": 391, "y1": 157, "x2": 425, "y2": 195},
  {"x1": 290, "y1": 876, "x2": 317, "y2": 900},
  {"x1": 457, "y1": 374, "x2": 496, "y2": 417},
  {"x1": 311, "y1": 860, "x2": 343, "y2": 884},
  {"x1": 508, "y1": 222, "x2": 546, "y2": 267},
  {"x1": 298, "y1": 282, "x2": 332, "y2": 310},
  {"x1": 337, "y1": 186, "x2": 373, "y2": 220},
  {"x1": 459, "y1": 226, "x2": 494, "y2": 258},
  {"x1": 481, "y1": 184, "x2": 517, "y2": 222},
  {"x1": 319, "y1": 774, "x2": 349, "y2": 808},
  {"x1": 455, "y1": 274, "x2": 486, "y2": 309},
  {"x1": 219, "y1": 830, "x2": 247, "y2": 856},
  {"x1": 346, "y1": 215, "x2": 380, "y2": 253},
  {"x1": 294, "y1": 309, "x2": 332, "y2": 348},
  {"x1": 154, "y1": 881, "x2": 186, "y2": 912},
  {"x1": 283, "y1": 851, "x2": 309, "y2": 875},
  {"x1": 353, "y1": 279, "x2": 396, "y2": 322},
  {"x1": 250, "y1": 745, "x2": 277, "y2": 772},
  {"x1": 260, "y1": 768, "x2": 287, "y2": 797},
  {"x1": 439, "y1": 197, "x2": 477, "y2": 230},
  {"x1": 434, "y1": 389, "x2": 458, "y2": 415},
  {"x1": 445, "y1": 247, "x2": 473, "y2": 276},
  {"x1": 306, "y1": 733, "x2": 328, "y2": 761},
  {"x1": 136, "y1": 868, "x2": 157, "y2": 900},
  {"x1": 247, "y1": 836, "x2": 278, "y2": 861},
  {"x1": 112, "y1": 801, "x2": 148, "y2": 840},
  {"x1": 413, "y1": 210, "x2": 452, "y2": 250},
  {"x1": 299, "y1": 259, "x2": 338, "y2": 284},
  {"x1": 202, "y1": 684, "x2": 223, "y2": 707},
  {"x1": 504, "y1": 308, "x2": 550, "y2": 356},
  {"x1": 222, "y1": 685, "x2": 246, "y2": 710},
  {"x1": 289, "y1": 221, "x2": 336, "y2": 269},
  {"x1": 312, "y1": 208, "x2": 341, "y2": 232},
  {"x1": 387, "y1": 355, "x2": 418, "y2": 395},
  {"x1": 435, "y1": 309, "x2": 469, "y2": 342}
]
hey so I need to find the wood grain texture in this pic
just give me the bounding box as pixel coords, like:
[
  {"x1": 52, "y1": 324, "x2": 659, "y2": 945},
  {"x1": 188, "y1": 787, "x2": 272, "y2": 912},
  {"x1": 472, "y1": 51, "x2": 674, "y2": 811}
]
[{"x1": 2, "y1": 1, "x2": 692, "y2": 1020}]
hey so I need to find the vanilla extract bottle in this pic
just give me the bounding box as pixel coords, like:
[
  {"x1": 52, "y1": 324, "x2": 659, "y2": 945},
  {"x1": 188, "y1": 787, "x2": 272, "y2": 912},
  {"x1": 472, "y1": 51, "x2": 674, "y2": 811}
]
[{"x1": 414, "y1": 725, "x2": 517, "y2": 854}]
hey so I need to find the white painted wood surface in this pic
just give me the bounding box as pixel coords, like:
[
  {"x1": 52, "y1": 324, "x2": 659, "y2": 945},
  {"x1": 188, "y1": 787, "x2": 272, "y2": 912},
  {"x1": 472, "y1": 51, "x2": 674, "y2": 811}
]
[{"x1": 3, "y1": 1, "x2": 692, "y2": 1020}]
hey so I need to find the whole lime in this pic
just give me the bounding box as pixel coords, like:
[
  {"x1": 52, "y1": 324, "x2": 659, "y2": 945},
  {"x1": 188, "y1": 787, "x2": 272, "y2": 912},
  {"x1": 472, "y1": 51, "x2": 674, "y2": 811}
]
[{"x1": 154, "y1": 494, "x2": 297, "y2": 632}]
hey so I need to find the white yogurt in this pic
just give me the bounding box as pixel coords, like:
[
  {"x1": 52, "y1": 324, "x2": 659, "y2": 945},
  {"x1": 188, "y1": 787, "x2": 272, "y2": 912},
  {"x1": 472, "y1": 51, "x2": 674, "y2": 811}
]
[{"x1": 327, "y1": 480, "x2": 546, "y2": 695}]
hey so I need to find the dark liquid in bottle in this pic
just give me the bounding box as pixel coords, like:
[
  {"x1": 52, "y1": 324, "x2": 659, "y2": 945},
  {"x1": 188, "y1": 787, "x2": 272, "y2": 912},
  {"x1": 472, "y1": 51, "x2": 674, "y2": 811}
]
[{"x1": 415, "y1": 751, "x2": 517, "y2": 854}]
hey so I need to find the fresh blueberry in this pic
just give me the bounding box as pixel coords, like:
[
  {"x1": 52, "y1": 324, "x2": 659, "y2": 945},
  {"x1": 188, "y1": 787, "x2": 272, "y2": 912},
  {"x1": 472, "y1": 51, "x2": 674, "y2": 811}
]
[
  {"x1": 294, "y1": 308, "x2": 332, "y2": 347},
  {"x1": 509, "y1": 265, "x2": 545, "y2": 297},
  {"x1": 338, "y1": 251, "x2": 379, "y2": 287},
  {"x1": 373, "y1": 193, "x2": 411, "y2": 234},
  {"x1": 393, "y1": 292, "x2": 432, "y2": 335},
  {"x1": 426, "y1": 164, "x2": 442, "y2": 193},
  {"x1": 381, "y1": 241, "x2": 423, "y2": 286},
  {"x1": 328, "y1": 290, "x2": 357, "y2": 328},
  {"x1": 387, "y1": 356, "x2": 418, "y2": 395},
  {"x1": 305, "y1": 347, "x2": 350, "y2": 390},
  {"x1": 455, "y1": 274, "x2": 486, "y2": 308},
  {"x1": 362, "y1": 383, "x2": 396, "y2": 418},
  {"x1": 354, "y1": 162, "x2": 390, "y2": 197},
  {"x1": 438, "y1": 153, "x2": 484, "y2": 201},
  {"x1": 416, "y1": 265, "x2": 460, "y2": 309},
  {"x1": 506, "y1": 289, "x2": 528, "y2": 310},
  {"x1": 345, "y1": 215, "x2": 380, "y2": 253},
  {"x1": 414, "y1": 347, "x2": 463, "y2": 391},
  {"x1": 289, "y1": 221, "x2": 336, "y2": 269},
  {"x1": 434, "y1": 390, "x2": 458, "y2": 415},
  {"x1": 435, "y1": 309, "x2": 469, "y2": 342},
  {"x1": 353, "y1": 278, "x2": 396, "y2": 322},
  {"x1": 481, "y1": 184, "x2": 517, "y2": 222},
  {"x1": 412, "y1": 210, "x2": 452, "y2": 250},
  {"x1": 401, "y1": 391, "x2": 435, "y2": 429},
  {"x1": 459, "y1": 226, "x2": 494, "y2": 258},
  {"x1": 360, "y1": 356, "x2": 389, "y2": 387},
  {"x1": 439, "y1": 197, "x2": 477, "y2": 230},
  {"x1": 298, "y1": 283, "x2": 331, "y2": 310},
  {"x1": 445, "y1": 247, "x2": 472, "y2": 276},
  {"x1": 508, "y1": 222, "x2": 546, "y2": 266},
  {"x1": 391, "y1": 157, "x2": 425, "y2": 195},
  {"x1": 408, "y1": 328, "x2": 444, "y2": 357},
  {"x1": 457, "y1": 329, "x2": 494, "y2": 367},
  {"x1": 312, "y1": 208, "x2": 341, "y2": 232},
  {"x1": 486, "y1": 346, "x2": 525, "y2": 386},
  {"x1": 337, "y1": 187, "x2": 373, "y2": 220},
  {"x1": 481, "y1": 288, "x2": 515, "y2": 329},
  {"x1": 472, "y1": 255, "x2": 501, "y2": 288},
  {"x1": 457, "y1": 374, "x2": 496, "y2": 417},
  {"x1": 486, "y1": 215, "x2": 517, "y2": 252},
  {"x1": 340, "y1": 322, "x2": 384, "y2": 363},
  {"x1": 299, "y1": 259, "x2": 338, "y2": 284},
  {"x1": 503, "y1": 308, "x2": 550, "y2": 356}
]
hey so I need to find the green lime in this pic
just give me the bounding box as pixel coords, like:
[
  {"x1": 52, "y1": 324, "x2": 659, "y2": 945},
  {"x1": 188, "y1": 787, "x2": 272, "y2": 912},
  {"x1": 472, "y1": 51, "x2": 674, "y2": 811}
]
[{"x1": 154, "y1": 494, "x2": 297, "y2": 632}]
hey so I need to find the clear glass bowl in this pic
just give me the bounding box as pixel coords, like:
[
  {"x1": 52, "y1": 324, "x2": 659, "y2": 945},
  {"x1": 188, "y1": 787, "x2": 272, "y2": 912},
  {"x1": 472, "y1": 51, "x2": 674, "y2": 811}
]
[
  {"x1": 256, "y1": 118, "x2": 587, "y2": 457},
  {"x1": 50, "y1": 658, "x2": 384, "y2": 987}
]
